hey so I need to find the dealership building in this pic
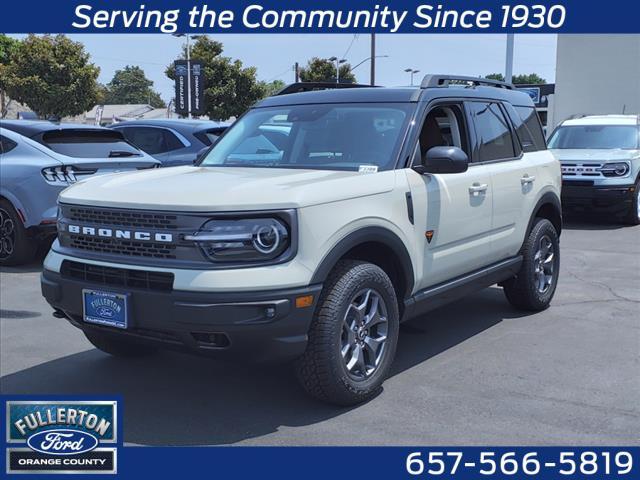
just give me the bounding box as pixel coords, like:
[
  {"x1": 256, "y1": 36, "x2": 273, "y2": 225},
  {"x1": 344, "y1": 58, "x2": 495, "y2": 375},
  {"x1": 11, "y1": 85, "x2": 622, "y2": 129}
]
[{"x1": 548, "y1": 34, "x2": 640, "y2": 128}]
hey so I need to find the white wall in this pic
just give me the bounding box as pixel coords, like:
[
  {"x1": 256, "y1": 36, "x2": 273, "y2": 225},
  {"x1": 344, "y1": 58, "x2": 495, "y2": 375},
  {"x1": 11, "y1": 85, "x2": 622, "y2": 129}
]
[{"x1": 550, "y1": 35, "x2": 640, "y2": 128}]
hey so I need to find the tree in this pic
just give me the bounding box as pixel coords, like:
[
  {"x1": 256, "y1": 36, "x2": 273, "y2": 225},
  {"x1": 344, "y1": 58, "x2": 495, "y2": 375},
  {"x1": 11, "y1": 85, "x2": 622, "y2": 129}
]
[
  {"x1": 0, "y1": 34, "x2": 100, "y2": 119},
  {"x1": 299, "y1": 57, "x2": 357, "y2": 84},
  {"x1": 485, "y1": 73, "x2": 546, "y2": 84},
  {"x1": 104, "y1": 65, "x2": 166, "y2": 108},
  {"x1": 260, "y1": 79, "x2": 286, "y2": 97},
  {"x1": 0, "y1": 34, "x2": 20, "y2": 116},
  {"x1": 166, "y1": 36, "x2": 265, "y2": 120}
]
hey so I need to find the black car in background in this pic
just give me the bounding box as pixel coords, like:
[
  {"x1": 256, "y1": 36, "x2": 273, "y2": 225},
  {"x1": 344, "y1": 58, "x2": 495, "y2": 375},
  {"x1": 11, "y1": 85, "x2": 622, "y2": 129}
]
[{"x1": 110, "y1": 119, "x2": 229, "y2": 167}]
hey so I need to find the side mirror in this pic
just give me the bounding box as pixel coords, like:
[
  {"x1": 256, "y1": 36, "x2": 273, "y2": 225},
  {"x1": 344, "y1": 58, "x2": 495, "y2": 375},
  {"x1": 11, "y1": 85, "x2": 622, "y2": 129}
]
[{"x1": 419, "y1": 146, "x2": 469, "y2": 174}]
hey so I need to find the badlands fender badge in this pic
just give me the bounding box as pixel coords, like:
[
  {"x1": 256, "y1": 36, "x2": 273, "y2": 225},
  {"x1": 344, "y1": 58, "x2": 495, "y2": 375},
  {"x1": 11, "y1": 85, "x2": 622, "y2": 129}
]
[
  {"x1": 4, "y1": 398, "x2": 119, "y2": 474},
  {"x1": 425, "y1": 230, "x2": 435, "y2": 244}
]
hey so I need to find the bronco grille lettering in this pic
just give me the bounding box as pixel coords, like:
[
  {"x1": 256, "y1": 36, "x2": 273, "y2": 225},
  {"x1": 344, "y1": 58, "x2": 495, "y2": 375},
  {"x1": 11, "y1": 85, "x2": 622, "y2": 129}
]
[{"x1": 66, "y1": 224, "x2": 173, "y2": 243}]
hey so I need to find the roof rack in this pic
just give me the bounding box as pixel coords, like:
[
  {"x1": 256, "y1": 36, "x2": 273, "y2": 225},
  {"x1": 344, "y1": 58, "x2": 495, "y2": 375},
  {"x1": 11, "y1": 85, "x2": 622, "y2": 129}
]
[
  {"x1": 274, "y1": 82, "x2": 375, "y2": 96},
  {"x1": 421, "y1": 74, "x2": 515, "y2": 90}
]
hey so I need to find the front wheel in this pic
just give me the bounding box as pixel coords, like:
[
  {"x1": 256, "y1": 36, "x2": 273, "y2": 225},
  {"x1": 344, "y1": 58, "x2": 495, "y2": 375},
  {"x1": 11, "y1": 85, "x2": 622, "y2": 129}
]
[
  {"x1": 624, "y1": 179, "x2": 640, "y2": 225},
  {"x1": 503, "y1": 218, "x2": 560, "y2": 311},
  {"x1": 295, "y1": 260, "x2": 399, "y2": 406}
]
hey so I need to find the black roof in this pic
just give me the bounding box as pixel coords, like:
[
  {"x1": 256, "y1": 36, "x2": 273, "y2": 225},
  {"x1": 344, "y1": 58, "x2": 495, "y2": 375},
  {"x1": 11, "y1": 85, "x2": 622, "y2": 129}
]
[
  {"x1": 256, "y1": 82, "x2": 534, "y2": 109},
  {"x1": 0, "y1": 120, "x2": 111, "y2": 138}
]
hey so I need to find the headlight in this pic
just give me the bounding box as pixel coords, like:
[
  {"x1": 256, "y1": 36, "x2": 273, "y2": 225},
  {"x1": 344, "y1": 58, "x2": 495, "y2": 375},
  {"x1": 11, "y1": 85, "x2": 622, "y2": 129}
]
[
  {"x1": 600, "y1": 162, "x2": 630, "y2": 177},
  {"x1": 185, "y1": 218, "x2": 290, "y2": 263}
]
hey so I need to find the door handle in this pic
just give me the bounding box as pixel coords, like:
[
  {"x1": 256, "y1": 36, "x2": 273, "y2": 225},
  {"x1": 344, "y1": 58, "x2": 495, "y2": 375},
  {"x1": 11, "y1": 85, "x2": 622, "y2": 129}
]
[
  {"x1": 521, "y1": 174, "x2": 536, "y2": 185},
  {"x1": 468, "y1": 183, "x2": 488, "y2": 195}
]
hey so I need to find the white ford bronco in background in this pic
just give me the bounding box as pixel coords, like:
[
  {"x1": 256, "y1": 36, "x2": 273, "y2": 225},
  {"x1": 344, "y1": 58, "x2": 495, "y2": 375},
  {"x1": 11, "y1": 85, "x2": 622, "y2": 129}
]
[
  {"x1": 548, "y1": 114, "x2": 640, "y2": 224},
  {"x1": 42, "y1": 75, "x2": 562, "y2": 405}
]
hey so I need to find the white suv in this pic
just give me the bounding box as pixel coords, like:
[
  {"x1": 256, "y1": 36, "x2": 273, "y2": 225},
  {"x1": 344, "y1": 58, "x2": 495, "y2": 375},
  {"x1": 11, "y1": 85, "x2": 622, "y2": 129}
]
[
  {"x1": 41, "y1": 76, "x2": 562, "y2": 405},
  {"x1": 549, "y1": 114, "x2": 640, "y2": 224}
]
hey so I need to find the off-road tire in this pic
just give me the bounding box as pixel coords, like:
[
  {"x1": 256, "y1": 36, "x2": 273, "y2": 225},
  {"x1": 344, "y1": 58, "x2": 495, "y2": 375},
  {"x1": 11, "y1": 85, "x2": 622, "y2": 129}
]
[
  {"x1": 295, "y1": 260, "x2": 399, "y2": 406},
  {"x1": 85, "y1": 331, "x2": 157, "y2": 357},
  {"x1": 0, "y1": 199, "x2": 37, "y2": 266},
  {"x1": 503, "y1": 218, "x2": 560, "y2": 311}
]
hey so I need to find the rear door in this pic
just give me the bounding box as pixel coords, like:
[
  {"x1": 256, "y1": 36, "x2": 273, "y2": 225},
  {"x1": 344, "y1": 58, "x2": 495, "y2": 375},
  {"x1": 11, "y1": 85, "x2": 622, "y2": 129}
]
[{"x1": 466, "y1": 101, "x2": 542, "y2": 262}]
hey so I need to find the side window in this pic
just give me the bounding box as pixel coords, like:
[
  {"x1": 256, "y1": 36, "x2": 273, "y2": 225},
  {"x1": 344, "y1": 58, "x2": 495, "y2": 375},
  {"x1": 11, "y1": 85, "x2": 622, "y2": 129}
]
[
  {"x1": 468, "y1": 102, "x2": 516, "y2": 162},
  {"x1": 509, "y1": 106, "x2": 546, "y2": 152},
  {"x1": 0, "y1": 135, "x2": 18, "y2": 154},
  {"x1": 118, "y1": 127, "x2": 183, "y2": 155},
  {"x1": 413, "y1": 104, "x2": 469, "y2": 166}
]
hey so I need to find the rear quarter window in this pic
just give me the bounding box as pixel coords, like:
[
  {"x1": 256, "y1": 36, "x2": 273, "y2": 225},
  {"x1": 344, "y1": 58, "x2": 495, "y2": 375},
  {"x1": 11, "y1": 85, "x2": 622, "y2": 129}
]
[
  {"x1": 0, "y1": 135, "x2": 18, "y2": 154},
  {"x1": 510, "y1": 106, "x2": 547, "y2": 152},
  {"x1": 41, "y1": 130, "x2": 142, "y2": 158}
]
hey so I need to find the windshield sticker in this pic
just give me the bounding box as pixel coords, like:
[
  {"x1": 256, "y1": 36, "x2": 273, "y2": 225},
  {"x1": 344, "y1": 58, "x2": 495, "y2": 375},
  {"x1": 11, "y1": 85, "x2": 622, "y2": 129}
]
[{"x1": 358, "y1": 165, "x2": 379, "y2": 173}]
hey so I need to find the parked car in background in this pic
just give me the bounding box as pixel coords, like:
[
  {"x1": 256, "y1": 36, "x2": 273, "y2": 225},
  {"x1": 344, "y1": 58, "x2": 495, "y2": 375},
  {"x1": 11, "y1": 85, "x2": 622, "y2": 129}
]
[
  {"x1": 110, "y1": 119, "x2": 229, "y2": 167},
  {"x1": 549, "y1": 114, "x2": 640, "y2": 224},
  {"x1": 0, "y1": 121, "x2": 159, "y2": 265}
]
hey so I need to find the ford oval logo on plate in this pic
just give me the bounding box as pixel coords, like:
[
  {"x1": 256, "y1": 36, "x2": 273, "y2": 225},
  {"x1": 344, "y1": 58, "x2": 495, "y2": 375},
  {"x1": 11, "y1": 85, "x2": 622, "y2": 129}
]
[{"x1": 26, "y1": 429, "x2": 99, "y2": 456}]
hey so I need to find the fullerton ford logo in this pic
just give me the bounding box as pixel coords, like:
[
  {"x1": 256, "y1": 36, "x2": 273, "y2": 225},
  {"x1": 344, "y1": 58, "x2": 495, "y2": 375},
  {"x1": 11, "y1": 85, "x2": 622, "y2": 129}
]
[
  {"x1": 66, "y1": 224, "x2": 173, "y2": 242},
  {"x1": 26, "y1": 429, "x2": 99, "y2": 456},
  {"x1": 5, "y1": 399, "x2": 119, "y2": 474}
]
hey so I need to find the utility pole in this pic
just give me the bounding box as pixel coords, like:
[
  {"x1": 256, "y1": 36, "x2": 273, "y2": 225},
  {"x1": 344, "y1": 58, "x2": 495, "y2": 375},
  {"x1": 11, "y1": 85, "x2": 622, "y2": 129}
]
[
  {"x1": 370, "y1": 33, "x2": 376, "y2": 85},
  {"x1": 505, "y1": 34, "x2": 514, "y2": 84},
  {"x1": 294, "y1": 62, "x2": 299, "y2": 82}
]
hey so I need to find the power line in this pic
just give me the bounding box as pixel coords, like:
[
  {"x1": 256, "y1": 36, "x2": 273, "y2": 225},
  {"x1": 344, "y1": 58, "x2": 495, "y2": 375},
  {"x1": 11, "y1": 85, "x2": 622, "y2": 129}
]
[{"x1": 341, "y1": 34, "x2": 359, "y2": 60}]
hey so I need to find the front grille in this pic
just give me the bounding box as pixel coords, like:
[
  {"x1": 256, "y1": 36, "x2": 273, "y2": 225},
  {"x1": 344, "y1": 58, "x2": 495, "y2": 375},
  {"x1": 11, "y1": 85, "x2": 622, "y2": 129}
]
[
  {"x1": 66, "y1": 206, "x2": 178, "y2": 229},
  {"x1": 561, "y1": 162, "x2": 604, "y2": 178},
  {"x1": 68, "y1": 235, "x2": 177, "y2": 259},
  {"x1": 61, "y1": 260, "x2": 174, "y2": 292}
]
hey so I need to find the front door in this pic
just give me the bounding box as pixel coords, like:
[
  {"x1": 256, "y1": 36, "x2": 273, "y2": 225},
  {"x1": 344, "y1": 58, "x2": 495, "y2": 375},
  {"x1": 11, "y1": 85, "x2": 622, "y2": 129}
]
[{"x1": 407, "y1": 102, "x2": 494, "y2": 290}]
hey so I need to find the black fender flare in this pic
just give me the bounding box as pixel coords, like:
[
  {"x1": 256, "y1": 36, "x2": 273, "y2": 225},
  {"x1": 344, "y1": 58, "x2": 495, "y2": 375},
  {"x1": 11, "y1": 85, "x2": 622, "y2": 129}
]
[
  {"x1": 527, "y1": 191, "x2": 562, "y2": 237},
  {"x1": 310, "y1": 226, "x2": 415, "y2": 297}
]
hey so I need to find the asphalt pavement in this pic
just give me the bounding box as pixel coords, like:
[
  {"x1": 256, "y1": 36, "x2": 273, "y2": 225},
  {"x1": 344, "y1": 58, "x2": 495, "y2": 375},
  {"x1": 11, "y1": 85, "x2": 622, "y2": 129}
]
[{"x1": 1, "y1": 219, "x2": 638, "y2": 446}]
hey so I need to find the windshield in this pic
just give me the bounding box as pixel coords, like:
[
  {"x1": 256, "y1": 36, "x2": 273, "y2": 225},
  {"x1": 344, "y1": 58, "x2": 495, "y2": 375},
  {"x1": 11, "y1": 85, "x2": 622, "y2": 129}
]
[
  {"x1": 548, "y1": 125, "x2": 639, "y2": 150},
  {"x1": 200, "y1": 104, "x2": 412, "y2": 171}
]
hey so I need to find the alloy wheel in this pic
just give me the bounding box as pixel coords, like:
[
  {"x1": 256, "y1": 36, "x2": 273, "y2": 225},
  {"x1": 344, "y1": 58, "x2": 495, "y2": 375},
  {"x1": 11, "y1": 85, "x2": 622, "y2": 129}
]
[
  {"x1": 341, "y1": 288, "x2": 389, "y2": 380},
  {"x1": 0, "y1": 208, "x2": 16, "y2": 260},
  {"x1": 533, "y1": 234, "x2": 555, "y2": 294}
]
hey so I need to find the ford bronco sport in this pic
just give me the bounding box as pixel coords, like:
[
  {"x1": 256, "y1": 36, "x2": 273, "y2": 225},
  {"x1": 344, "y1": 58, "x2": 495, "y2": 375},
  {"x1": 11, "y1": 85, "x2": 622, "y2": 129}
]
[
  {"x1": 548, "y1": 114, "x2": 640, "y2": 224},
  {"x1": 41, "y1": 75, "x2": 562, "y2": 405}
]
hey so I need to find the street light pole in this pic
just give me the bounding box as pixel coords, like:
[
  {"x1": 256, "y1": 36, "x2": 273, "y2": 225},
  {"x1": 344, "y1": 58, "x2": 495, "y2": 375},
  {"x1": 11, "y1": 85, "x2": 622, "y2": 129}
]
[
  {"x1": 404, "y1": 68, "x2": 420, "y2": 86},
  {"x1": 329, "y1": 56, "x2": 347, "y2": 84},
  {"x1": 370, "y1": 33, "x2": 376, "y2": 85},
  {"x1": 505, "y1": 33, "x2": 514, "y2": 84}
]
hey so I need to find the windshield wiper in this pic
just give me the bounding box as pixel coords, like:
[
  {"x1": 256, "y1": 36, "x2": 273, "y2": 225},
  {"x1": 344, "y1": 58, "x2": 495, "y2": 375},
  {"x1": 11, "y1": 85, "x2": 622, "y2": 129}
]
[{"x1": 108, "y1": 150, "x2": 139, "y2": 158}]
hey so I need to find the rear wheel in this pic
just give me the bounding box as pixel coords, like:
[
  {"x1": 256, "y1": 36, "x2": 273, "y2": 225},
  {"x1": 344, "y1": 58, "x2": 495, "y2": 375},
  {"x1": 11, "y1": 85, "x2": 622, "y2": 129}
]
[
  {"x1": 295, "y1": 260, "x2": 399, "y2": 406},
  {"x1": 503, "y1": 218, "x2": 560, "y2": 311},
  {"x1": 624, "y1": 179, "x2": 640, "y2": 225},
  {"x1": 0, "y1": 199, "x2": 37, "y2": 266},
  {"x1": 84, "y1": 331, "x2": 157, "y2": 357}
]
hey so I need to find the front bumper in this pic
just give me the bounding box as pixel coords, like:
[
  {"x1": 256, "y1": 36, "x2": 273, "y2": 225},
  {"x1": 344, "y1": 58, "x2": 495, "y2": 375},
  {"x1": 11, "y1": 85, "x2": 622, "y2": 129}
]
[
  {"x1": 41, "y1": 267, "x2": 322, "y2": 363},
  {"x1": 561, "y1": 182, "x2": 636, "y2": 213}
]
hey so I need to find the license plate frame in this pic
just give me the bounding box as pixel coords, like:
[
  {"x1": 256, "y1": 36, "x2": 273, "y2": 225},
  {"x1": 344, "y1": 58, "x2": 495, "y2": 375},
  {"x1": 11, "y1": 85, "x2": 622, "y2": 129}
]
[{"x1": 82, "y1": 289, "x2": 129, "y2": 329}]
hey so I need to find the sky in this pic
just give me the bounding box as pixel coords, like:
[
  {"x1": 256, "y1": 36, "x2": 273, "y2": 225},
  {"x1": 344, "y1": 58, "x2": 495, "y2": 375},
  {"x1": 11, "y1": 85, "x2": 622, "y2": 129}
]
[{"x1": 10, "y1": 33, "x2": 557, "y2": 103}]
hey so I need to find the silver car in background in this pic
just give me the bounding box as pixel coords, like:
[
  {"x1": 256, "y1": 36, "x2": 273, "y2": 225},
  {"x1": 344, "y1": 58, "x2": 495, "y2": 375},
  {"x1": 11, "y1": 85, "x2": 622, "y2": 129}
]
[{"x1": 0, "y1": 121, "x2": 160, "y2": 265}]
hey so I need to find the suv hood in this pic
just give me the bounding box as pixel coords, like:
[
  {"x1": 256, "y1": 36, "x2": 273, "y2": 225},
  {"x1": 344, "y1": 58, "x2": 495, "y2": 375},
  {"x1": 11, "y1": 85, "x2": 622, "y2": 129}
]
[
  {"x1": 550, "y1": 149, "x2": 640, "y2": 162},
  {"x1": 59, "y1": 166, "x2": 396, "y2": 211}
]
